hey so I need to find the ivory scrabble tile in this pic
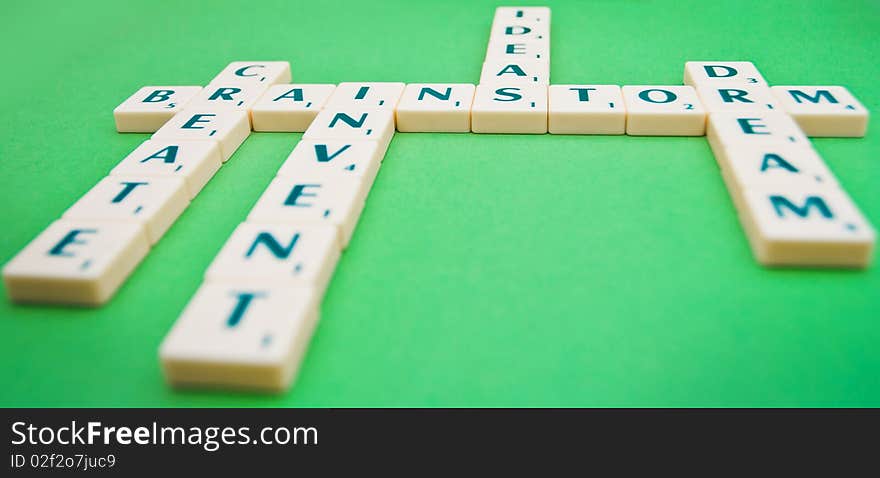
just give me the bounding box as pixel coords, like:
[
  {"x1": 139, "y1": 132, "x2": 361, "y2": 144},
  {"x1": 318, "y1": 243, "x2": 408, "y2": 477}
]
[
  {"x1": 3, "y1": 219, "x2": 149, "y2": 306},
  {"x1": 187, "y1": 82, "x2": 269, "y2": 114},
  {"x1": 683, "y1": 61, "x2": 767, "y2": 87},
  {"x1": 707, "y1": 112, "x2": 811, "y2": 151},
  {"x1": 480, "y1": 59, "x2": 549, "y2": 85},
  {"x1": 770, "y1": 86, "x2": 869, "y2": 137},
  {"x1": 113, "y1": 86, "x2": 203, "y2": 133},
  {"x1": 489, "y1": 21, "x2": 549, "y2": 43},
  {"x1": 738, "y1": 187, "x2": 875, "y2": 268},
  {"x1": 548, "y1": 85, "x2": 625, "y2": 135},
  {"x1": 251, "y1": 84, "x2": 337, "y2": 132},
  {"x1": 110, "y1": 139, "x2": 222, "y2": 199},
  {"x1": 152, "y1": 108, "x2": 250, "y2": 162},
  {"x1": 471, "y1": 84, "x2": 548, "y2": 134},
  {"x1": 210, "y1": 61, "x2": 291, "y2": 86},
  {"x1": 717, "y1": 143, "x2": 837, "y2": 186},
  {"x1": 159, "y1": 282, "x2": 319, "y2": 392},
  {"x1": 720, "y1": 144, "x2": 839, "y2": 209},
  {"x1": 204, "y1": 222, "x2": 340, "y2": 295},
  {"x1": 695, "y1": 84, "x2": 780, "y2": 113},
  {"x1": 494, "y1": 6, "x2": 551, "y2": 24},
  {"x1": 278, "y1": 140, "x2": 383, "y2": 187},
  {"x1": 395, "y1": 83, "x2": 476, "y2": 132},
  {"x1": 63, "y1": 176, "x2": 189, "y2": 245},
  {"x1": 323, "y1": 82, "x2": 405, "y2": 111},
  {"x1": 622, "y1": 86, "x2": 706, "y2": 136},
  {"x1": 303, "y1": 108, "x2": 395, "y2": 152},
  {"x1": 485, "y1": 38, "x2": 549, "y2": 62},
  {"x1": 248, "y1": 173, "x2": 366, "y2": 247}
]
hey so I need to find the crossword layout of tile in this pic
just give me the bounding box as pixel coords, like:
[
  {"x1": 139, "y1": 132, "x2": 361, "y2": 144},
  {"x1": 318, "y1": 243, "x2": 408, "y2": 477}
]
[{"x1": 1, "y1": 6, "x2": 875, "y2": 392}]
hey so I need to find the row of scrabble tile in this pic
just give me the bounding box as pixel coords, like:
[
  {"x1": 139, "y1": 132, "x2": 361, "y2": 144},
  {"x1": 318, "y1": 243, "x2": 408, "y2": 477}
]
[
  {"x1": 158, "y1": 91, "x2": 396, "y2": 392},
  {"x1": 115, "y1": 79, "x2": 869, "y2": 137},
  {"x1": 481, "y1": 6, "x2": 551, "y2": 85},
  {"x1": 2, "y1": 62, "x2": 290, "y2": 305},
  {"x1": 707, "y1": 111, "x2": 875, "y2": 267}
]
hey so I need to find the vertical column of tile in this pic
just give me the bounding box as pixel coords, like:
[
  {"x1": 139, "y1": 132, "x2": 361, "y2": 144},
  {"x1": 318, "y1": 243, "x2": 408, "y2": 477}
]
[
  {"x1": 472, "y1": 6, "x2": 550, "y2": 133},
  {"x1": 4, "y1": 62, "x2": 293, "y2": 306},
  {"x1": 689, "y1": 61, "x2": 875, "y2": 267},
  {"x1": 159, "y1": 78, "x2": 397, "y2": 393}
]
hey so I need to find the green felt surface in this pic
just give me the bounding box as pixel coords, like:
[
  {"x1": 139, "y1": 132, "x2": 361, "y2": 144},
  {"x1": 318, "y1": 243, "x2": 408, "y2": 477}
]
[{"x1": 1, "y1": 0, "x2": 878, "y2": 407}]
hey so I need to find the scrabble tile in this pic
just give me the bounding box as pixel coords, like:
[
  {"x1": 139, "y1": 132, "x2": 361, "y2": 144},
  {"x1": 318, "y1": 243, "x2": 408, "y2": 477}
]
[
  {"x1": 683, "y1": 61, "x2": 767, "y2": 87},
  {"x1": 3, "y1": 219, "x2": 149, "y2": 306},
  {"x1": 152, "y1": 108, "x2": 250, "y2": 162},
  {"x1": 489, "y1": 21, "x2": 549, "y2": 43},
  {"x1": 738, "y1": 186, "x2": 875, "y2": 268},
  {"x1": 622, "y1": 86, "x2": 706, "y2": 136},
  {"x1": 395, "y1": 83, "x2": 475, "y2": 132},
  {"x1": 485, "y1": 38, "x2": 549, "y2": 62},
  {"x1": 110, "y1": 140, "x2": 222, "y2": 199},
  {"x1": 113, "y1": 86, "x2": 202, "y2": 133},
  {"x1": 187, "y1": 82, "x2": 269, "y2": 114},
  {"x1": 211, "y1": 61, "x2": 291, "y2": 86},
  {"x1": 251, "y1": 84, "x2": 337, "y2": 132},
  {"x1": 159, "y1": 282, "x2": 319, "y2": 392},
  {"x1": 63, "y1": 176, "x2": 189, "y2": 245},
  {"x1": 303, "y1": 108, "x2": 395, "y2": 152},
  {"x1": 707, "y1": 112, "x2": 810, "y2": 152},
  {"x1": 716, "y1": 142, "x2": 836, "y2": 182},
  {"x1": 695, "y1": 84, "x2": 780, "y2": 113},
  {"x1": 480, "y1": 59, "x2": 549, "y2": 85},
  {"x1": 471, "y1": 84, "x2": 548, "y2": 134},
  {"x1": 494, "y1": 6, "x2": 551, "y2": 24},
  {"x1": 248, "y1": 174, "x2": 365, "y2": 247},
  {"x1": 548, "y1": 85, "x2": 625, "y2": 134},
  {"x1": 323, "y1": 82, "x2": 405, "y2": 111},
  {"x1": 278, "y1": 140, "x2": 383, "y2": 188},
  {"x1": 719, "y1": 144, "x2": 839, "y2": 209},
  {"x1": 770, "y1": 86, "x2": 869, "y2": 137},
  {"x1": 205, "y1": 222, "x2": 340, "y2": 295}
]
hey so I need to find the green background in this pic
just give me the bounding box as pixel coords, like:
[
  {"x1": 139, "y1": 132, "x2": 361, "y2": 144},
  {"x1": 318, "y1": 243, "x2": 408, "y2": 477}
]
[{"x1": 1, "y1": 0, "x2": 878, "y2": 407}]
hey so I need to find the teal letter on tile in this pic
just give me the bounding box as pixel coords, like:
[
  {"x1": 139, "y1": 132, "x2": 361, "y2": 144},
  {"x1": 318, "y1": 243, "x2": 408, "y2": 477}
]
[
  {"x1": 246, "y1": 232, "x2": 300, "y2": 258},
  {"x1": 142, "y1": 90, "x2": 174, "y2": 103},
  {"x1": 273, "y1": 88, "x2": 304, "y2": 102},
  {"x1": 48, "y1": 229, "x2": 96, "y2": 257},
  {"x1": 494, "y1": 88, "x2": 522, "y2": 102},
  {"x1": 770, "y1": 195, "x2": 833, "y2": 219},
  {"x1": 112, "y1": 182, "x2": 148, "y2": 203},
  {"x1": 789, "y1": 89, "x2": 838, "y2": 104},
  {"x1": 182, "y1": 114, "x2": 215, "y2": 129},
  {"x1": 760, "y1": 153, "x2": 799, "y2": 173},
  {"x1": 638, "y1": 89, "x2": 676, "y2": 103},
  {"x1": 719, "y1": 89, "x2": 753, "y2": 103},
  {"x1": 284, "y1": 184, "x2": 320, "y2": 207},
  {"x1": 329, "y1": 112, "x2": 367, "y2": 128},
  {"x1": 570, "y1": 87, "x2": 597, "y2": 102},
  {"x1": 737, "y1": 118, "x2": 768, "y2": 134},
  {"x1": 704, "y1": 65, "x2": 737, "y2": 78},
  {"x1": 141, "y1": 145, "x2": 179, "y2": 164},
  {"x1": 418, "y1": 87, "x2": 452, "y2": 101},
  {"x1": 226, "y1": 292, "x2": 264, "y2": 328},
  {"x1": 313, "y1": 144, "x2": 351, "y2": 162}
]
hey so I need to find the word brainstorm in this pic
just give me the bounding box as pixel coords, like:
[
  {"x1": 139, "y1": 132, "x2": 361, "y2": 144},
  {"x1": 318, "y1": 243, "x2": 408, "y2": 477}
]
[{"x1": 1, "y1": 6, "x2": 874, "y2": 393}]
